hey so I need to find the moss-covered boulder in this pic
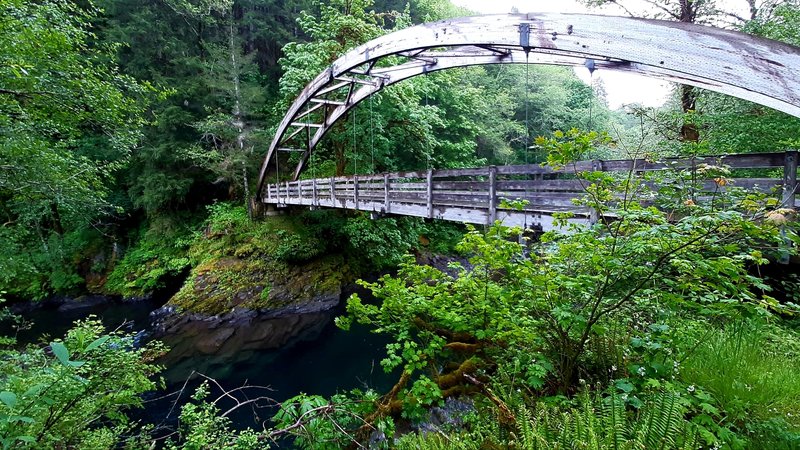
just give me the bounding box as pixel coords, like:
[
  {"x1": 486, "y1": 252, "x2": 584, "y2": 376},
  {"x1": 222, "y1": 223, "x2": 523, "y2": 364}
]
[
  {"x1": 169, "y1": 254, "x2": 349, "y2": 316},
  {"x1": 164, "y1": 204, "x2": 352, "y2": 317}
]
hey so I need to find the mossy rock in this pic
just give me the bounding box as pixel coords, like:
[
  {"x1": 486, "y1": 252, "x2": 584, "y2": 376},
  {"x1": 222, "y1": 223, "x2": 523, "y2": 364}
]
[{"x1": 169, "y1": 254, "x2": 351, "y2": 316}]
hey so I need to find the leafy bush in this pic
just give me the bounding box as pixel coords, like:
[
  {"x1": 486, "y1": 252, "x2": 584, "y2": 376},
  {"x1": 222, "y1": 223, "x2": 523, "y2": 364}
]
[
  {"x1": 340, "y1": 215, "x2": 423, "y2": 270},
  {"x1": 104, "y1": 217, "x2": 197, "y2": 297},
  {"x1": 0, "y1": 318, "x2": 165, "y2": 449}
]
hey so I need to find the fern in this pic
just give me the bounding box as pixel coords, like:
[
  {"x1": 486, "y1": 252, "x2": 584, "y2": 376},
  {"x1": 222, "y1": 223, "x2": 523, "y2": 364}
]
[
  {"x1": 508, "y1": 390, "x2": 699, "y2": 450},
  {"x1": 600, "y1": 391, "x2": 627, "y2": 450},
  {"x1": 394, "y1": 390, "x2": 702, "y2": 450}
]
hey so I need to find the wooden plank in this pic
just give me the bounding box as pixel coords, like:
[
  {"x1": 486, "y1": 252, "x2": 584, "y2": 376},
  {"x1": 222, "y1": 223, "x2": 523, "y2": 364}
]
[
  {"x1": 433, "y1": 180, "x2": 488, "y2": 190},
  {"x1": 389, "y1": 182, "x2": 427, "y2": 189},
  {"x1": 497, "y1": 179, "x2": 587, "y2": 191},
  {"x1": 433, "y1": 167, "x2": 492, "y2": 177}
]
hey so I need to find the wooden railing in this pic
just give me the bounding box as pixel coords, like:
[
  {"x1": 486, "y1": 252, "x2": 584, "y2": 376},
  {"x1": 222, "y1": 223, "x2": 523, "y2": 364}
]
[{"x1": 261, "y1": 151, "x2": 798, "y2": 231}]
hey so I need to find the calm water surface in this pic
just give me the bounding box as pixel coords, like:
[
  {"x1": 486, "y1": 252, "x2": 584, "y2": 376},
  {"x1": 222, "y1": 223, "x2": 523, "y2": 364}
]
[{"x1": 8, "y1": 286, "x2": 393, "y2": 432}]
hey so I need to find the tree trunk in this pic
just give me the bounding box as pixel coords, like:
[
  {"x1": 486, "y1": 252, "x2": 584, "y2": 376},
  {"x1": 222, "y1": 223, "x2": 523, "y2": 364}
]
[
  {"x1": 678, "y1": 0, "x2": 700, "y2": 142},
  {"x1": 229, "y1": 20, "x2": 252, "y2": 217}
]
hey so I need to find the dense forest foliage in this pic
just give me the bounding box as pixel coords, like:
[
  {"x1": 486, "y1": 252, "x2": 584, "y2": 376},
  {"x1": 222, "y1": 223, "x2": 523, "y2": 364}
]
[{"x1": 2, "y1": 0, "x2": 800, "y2": 447}]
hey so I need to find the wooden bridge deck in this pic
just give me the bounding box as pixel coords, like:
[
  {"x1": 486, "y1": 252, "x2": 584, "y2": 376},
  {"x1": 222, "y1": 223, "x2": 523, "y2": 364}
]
[{"x1": 261, "y1": 152, "x2": 798, "y2": 231}]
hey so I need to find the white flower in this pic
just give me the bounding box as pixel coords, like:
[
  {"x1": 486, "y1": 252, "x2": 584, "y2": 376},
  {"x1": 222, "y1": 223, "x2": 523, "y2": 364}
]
[
  {"x1": 621, "y1": 394, "x2": 628, "y2": 401},
  {"x1": 638, "y1": 367, "x2": 646, "y2": 376},
  {"x1": 687, "y1": 385, "x2": 695, "y2": 393},
  {"x1": 611, "y1": 365, "x2": 617, "y2": 372}
]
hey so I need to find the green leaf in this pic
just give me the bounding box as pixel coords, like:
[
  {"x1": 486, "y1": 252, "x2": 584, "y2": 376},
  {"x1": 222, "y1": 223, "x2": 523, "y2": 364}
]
[
  {"x1": 0, "y1": 392, "x2": 17, "y2": 409},
  {"x1": 614, "y1": 379, "x2": 635, "y2": 393},
  {"x1": 50, "y1": 342, "x2": 70, "y2": 366},
  {"x1": 23, "y1": 384, "x2": 45, "y2": 398},
  {"x1": 9, "y1": 415, "x2": 34, "y2": 423},
  {"x1": 84, "y1": 335, "x2": 110, "y2": 352}
]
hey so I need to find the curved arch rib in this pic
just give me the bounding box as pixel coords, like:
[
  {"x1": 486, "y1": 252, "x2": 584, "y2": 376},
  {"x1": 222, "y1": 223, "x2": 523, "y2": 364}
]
[{"x1": 258, "y1": 12, "x2": 800, "y2": 193}]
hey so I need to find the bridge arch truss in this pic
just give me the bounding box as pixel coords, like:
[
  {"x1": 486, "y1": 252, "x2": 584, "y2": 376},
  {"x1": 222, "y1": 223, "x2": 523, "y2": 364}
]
[{"x1": 257, "y1": 12, "x2": 800, "y2": 194}]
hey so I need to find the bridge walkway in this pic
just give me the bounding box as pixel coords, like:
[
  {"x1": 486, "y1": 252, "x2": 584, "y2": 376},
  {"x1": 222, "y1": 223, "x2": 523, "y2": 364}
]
[{"x1": 261, "y1": 152, "x2": 797, "y2": 231}]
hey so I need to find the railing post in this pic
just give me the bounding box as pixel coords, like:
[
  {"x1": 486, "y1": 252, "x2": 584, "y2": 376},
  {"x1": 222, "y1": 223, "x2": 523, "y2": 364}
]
[
  {"x1": 488, "y1": 166, "x2": 497, "y2": 225},
  {"x1": 285, "y1": 181, "x2": 290, "y2": 204},
  {"x1": 426, "y1": 169, "x2": 433, "y2": 219},
  {"x1": 312, "y1": 178, "x2": 317, "y2": 206},
  {"x1": 384, "y1": 173, "x2": 390, "y2": 214},
  {"x1": 330, "y1": 177, "x2": 335, "y2": 205},
  {"x1": 783, "y1": 150, "x2": 797, "y2": 209},
  {"x1": 780, "y1": 150, "x2": 798, "y2": 265},
  {"x1": 354, "y1": 175, "x2": 359, "y2": 208}
]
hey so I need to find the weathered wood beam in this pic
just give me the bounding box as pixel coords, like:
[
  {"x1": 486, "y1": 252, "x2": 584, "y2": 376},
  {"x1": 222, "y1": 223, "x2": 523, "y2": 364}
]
[
  {"x1": 290, "y1": 122, "x2": 323, "y2": 128},
  {"x1": 310, "y1": 98, "x2": 346, "y2": 106}
]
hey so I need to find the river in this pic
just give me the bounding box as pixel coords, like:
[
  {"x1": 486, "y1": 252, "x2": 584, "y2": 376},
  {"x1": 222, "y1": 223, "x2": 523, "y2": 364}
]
[{"x1": 6, "y1": 285, "x2": 394, "y2": 436}]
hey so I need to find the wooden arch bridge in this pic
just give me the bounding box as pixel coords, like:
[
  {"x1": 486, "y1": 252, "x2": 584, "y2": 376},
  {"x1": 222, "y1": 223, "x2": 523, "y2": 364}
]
[{"x1": 256, "y1": 13, "x2": 800, "y2": 231}]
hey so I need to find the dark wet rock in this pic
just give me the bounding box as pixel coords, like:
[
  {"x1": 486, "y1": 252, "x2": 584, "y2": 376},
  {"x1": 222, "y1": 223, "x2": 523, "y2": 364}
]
[
  {"x1": 56, "y1": 295, "x2": 112, "y2": 312},
  {"x1": 196, "y1": 327, "x2": 236, "y2": 354},
  {"x1": 156, "y1": 311, "x2": 333, "y2": 377},
  {"x1": 123, "y1": 293, "x2": 153, "y2": 303},
  {"x1": 415, "y1": 251, "x2": 472, "y2": 277},
  {"x1": 415, "y1": 397, "x2": 475, "y2": 434}
]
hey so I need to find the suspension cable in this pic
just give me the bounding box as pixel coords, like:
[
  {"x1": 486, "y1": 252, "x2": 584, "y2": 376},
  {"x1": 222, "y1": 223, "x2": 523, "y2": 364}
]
[
  {"x1": 425, "y1": 75, "x2": 432, "y2": 171},
  {"x1": 588, "y1": 72, "x2": 594, "y2": 131},
  {"x1": 525, "y1": 57, "x2": 530, "y2": 167},
  {"x1": 352, "y1": 108, "x2": 357, "y2": 175},
  {"x1": 275, "y1": 140, "x2": 280, "y2": 201},
  {"x1": 307, "y1": 102, "x2": 315, "y2": 180},
  {"x1": 524, "y1": 52, "x2": 531, "y2": 231},
  {"x1": 369, "y1": 94, "x2": 375, "y2": 174}
]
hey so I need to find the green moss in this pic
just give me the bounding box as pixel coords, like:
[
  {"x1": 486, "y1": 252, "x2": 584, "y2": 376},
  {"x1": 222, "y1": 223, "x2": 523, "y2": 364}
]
[
  {"x1": 170, "y1": 253, "x2": 351, "y2": 315},
  {"x1": 167, "y1": 203, "x2": 353, "y2": 315},
  {"x1": 103, "y1": 216, "x2": 198, "y2": 297}
]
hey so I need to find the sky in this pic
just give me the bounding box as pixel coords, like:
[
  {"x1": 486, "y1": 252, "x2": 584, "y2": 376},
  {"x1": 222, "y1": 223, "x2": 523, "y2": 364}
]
[{"x1": 449, "y1": 0, "x2": 753, "y2": 109}]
